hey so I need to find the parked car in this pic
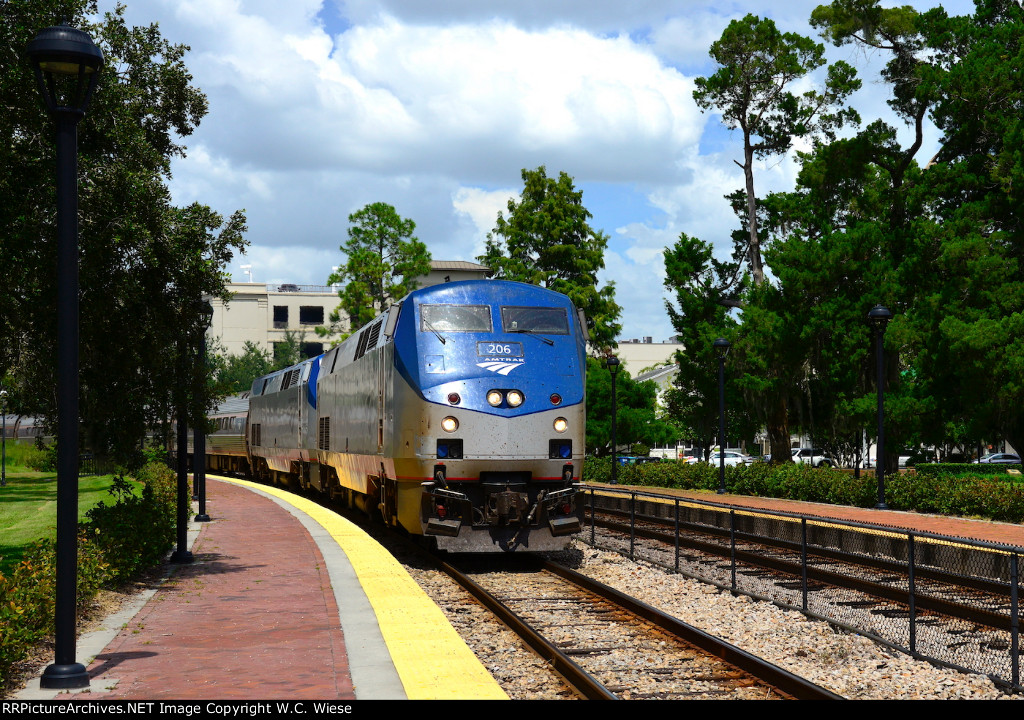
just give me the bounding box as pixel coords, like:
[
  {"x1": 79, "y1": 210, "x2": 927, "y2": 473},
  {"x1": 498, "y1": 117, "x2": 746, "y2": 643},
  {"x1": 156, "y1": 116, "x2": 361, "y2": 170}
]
[
  {"x1": 791, "y1": 448, "x2": 836, "y2": 468},
  {"x1": 975, "y1": 453, "x2": 1021, "y2": 464},
  {"x1": 707, "y1": 450, "x2": 754, "y2": 466}
]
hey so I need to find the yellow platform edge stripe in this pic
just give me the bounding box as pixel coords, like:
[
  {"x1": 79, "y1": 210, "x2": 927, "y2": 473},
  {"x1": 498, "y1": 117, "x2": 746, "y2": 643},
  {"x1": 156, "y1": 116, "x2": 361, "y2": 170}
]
[{"x1": 218, "y1": 477, "x2": 508, "y2": 700}]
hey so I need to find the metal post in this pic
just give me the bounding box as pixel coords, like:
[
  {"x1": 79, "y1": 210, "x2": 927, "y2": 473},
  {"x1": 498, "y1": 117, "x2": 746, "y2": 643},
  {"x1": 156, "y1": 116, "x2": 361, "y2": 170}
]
[
  {"x1": 590, "y1": 487, "x2": 595, "y2": 546},
  {"x1": 609, "y1": 361, "x2": 618, "y2": 485},
  {"x1": 729, "y1": 510, "x2": 737, "y2": 593},
  {"x1": 674, "y1": 498, "x2": 680, "y2": 574},
  {"x1": 801, "y1": 518, "x2": 808, "y2": 612},
  {"x1": 171, "y1": 402, "x2": 193, "y2": 564},
  {"x1": 30, "y1": 23, "x2": 103, "y2": 690},
  {"x1": 1012, "y1": 553, "x2": 1019, "y2": 687},
  {"x1": 629, "y1": 492, "x2": 636, "y2": 560},
  {"x1": 41, "y1": 109, "x2": 89, "y2": 691},
  {"x1": 718, "y1": 354, "x2": 726, "y2": 493},
  {"x1": 1, "y1": 389, "x2": 6, "y2": 487},
  {"x1": 195, "y1": 311, "x2": 211, "y2": 522},
  {"x1": 908, "y1": 533, "x2": 916, "y2": 653},
  {"x1": 713, "y1": 338, "x2": 730, "y2": 494},
  {"x1": 869, "y1": 305, "x2": 892, "y2": 510},
  {"x1": 875, "y1": 322, "x2": 887, "y2": 508}
]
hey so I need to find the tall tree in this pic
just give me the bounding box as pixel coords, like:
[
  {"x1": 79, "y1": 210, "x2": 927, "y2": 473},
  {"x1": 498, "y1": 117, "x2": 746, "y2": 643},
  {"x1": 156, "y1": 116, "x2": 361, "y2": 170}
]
[
  {"x1": 479, "y1": 166, "x2": 622, "y2": 351},
  {"x1": 667, "y1": 17, "x2": 859, "y2": 463},
  {"x1": 693, "y1": 14, "x2": 860, "y2": 286},
  {"x1": 322, "y1": 202, "x2": 431, "y2": 337},
  {"x1": 0, "y1": 0, "x2": 246, "y2": 463}
]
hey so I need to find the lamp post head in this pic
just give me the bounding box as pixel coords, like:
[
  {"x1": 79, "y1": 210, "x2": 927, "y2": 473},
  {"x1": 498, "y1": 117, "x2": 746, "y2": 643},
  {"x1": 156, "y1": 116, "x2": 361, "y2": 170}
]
[
  {"x1": 868, "y1": 304, "x2": 893, "y2": 332},
  {"x1": 605, "y1": 355, "x2": 620, "y2": 376},
  {"x1": 199, "y1": 299, "x2": 214, "y2": 328},
  {"x1": 713, "y1": 337, "x2": 731, "y2": 360},
  {"x1": 27, "y1": 23, "x2": 103, "y2": 115}
]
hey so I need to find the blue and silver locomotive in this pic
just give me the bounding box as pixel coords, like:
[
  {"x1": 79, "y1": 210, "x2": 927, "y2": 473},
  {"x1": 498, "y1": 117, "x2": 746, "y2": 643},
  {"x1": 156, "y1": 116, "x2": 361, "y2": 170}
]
[{"x1": 238, "y1": 280, "x2": 586, "y2": 552}]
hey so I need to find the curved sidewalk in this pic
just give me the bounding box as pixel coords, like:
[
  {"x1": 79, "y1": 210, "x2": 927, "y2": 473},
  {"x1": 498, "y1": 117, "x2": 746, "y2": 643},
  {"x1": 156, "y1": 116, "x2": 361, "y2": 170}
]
[{"x1": 17, "y1": 477, "x2": 506, "y2": 701}]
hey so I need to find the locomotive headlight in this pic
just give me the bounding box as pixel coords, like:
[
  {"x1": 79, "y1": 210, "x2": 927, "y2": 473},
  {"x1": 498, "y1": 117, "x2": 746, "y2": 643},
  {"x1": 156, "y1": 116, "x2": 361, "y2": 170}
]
[
  {"x1": 487, "y1": 390, "x2": 503, "y2": 407},
  {"x1": 506, "y1": 390, "x2": 524, "y2": 407},
  {"x1": 553, "y1": 417, "x2": 568, "y2": 433},
  {"x1": 441, "y1": 416, "x2": 459, "y2": 433}
]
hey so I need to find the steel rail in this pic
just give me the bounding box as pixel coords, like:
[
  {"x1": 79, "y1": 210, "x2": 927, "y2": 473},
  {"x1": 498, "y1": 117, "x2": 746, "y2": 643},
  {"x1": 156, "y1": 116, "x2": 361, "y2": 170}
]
[
  {"x1": 436, "y1": 557, "x2": 617, "y2": 700},
  {"x1": 539, "y1": 560, "x2": 844, "y2": 701},
  {"x1": 590, "y1": 513, "x2": 1014, "y2": 632}
]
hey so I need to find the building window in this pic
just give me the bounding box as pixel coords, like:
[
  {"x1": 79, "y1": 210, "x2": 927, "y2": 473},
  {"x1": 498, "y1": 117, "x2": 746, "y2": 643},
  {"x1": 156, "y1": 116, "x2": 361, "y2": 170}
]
[
  {"x1": 273, "y1": 305, "x2": 288, "y2": 329},
  {"x1": 302, "y1": 342, "x2": 324, "y2": 358},
  {"x1": 299, "y1": 306, "x2": 324, "y2": 325}
]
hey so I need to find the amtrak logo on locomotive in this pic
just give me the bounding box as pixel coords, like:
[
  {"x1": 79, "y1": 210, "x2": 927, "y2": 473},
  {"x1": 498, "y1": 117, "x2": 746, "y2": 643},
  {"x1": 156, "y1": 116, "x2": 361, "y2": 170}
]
[{"x1": 476, "y1": 359, "x2": 525, "y2": 375}]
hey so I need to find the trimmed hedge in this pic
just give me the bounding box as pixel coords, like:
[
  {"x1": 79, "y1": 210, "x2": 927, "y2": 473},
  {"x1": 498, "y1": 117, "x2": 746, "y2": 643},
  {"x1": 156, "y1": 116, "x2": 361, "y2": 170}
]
[
  {"x1": 0, "y1": 461, "x2": 177, "y2": 690},
  {"x1": 583, "y1": 457, "x2": 1024, "y2": 523}
]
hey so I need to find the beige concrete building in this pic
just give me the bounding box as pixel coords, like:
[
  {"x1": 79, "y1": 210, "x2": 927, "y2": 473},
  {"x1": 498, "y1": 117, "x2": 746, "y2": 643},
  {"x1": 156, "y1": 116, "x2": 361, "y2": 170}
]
[{"x1": 209, "y1": 261, "x2": 493, "y2": 360}]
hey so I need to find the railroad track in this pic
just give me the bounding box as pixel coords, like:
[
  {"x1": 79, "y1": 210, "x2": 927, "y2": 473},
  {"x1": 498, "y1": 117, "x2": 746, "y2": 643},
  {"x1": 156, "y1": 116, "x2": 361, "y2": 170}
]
[
  {"x1": 590, "y1": 506, "x2": 1018, "y2": 630},
  {"x1": 436, "y1": 556, "x2": 841, "y2": 700},
  {"x1": 587, "y1": 504, "x2": 1024, "y2": 687}
]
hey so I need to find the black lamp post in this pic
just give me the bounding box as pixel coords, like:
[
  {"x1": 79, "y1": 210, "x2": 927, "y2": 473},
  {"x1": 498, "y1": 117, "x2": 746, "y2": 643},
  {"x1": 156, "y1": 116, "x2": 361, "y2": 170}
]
[
  {"x1": 606, "y1": 355, "x2": 620, "y2": 485},
  {"x1": 1, "y1": 388, "x2": 7, "y2": 488},
  {"x1": 171, "y1": 343, "x2": 194, "y2": 564},
  {"x1": 28, "y1": 21, "x2": 103, "y2": 691},
  {"x1": 713, "y1": 338, "x2": 731, "y2": 494},
  {"x1": 868, "y1": 305, "x2": 893, "y2": 510},
  {"x1": 194, "y1": 300, "x2": 214, "y2": 523}
]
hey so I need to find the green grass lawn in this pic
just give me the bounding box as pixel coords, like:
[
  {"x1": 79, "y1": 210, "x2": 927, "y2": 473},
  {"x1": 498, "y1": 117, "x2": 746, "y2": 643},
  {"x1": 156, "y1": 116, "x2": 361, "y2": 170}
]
[{"x1": 0, "y1": 467, "x2": 124, "y2": 576}]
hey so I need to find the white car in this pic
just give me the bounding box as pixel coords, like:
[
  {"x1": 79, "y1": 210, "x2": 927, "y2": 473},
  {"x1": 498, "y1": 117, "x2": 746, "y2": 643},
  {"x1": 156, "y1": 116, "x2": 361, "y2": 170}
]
[
  {"x1": 791, "y1": 448, "x2": 836, "y2": 468},
  {"x1": 707, "y1": 450, "x2": 754, "y2": 466}
]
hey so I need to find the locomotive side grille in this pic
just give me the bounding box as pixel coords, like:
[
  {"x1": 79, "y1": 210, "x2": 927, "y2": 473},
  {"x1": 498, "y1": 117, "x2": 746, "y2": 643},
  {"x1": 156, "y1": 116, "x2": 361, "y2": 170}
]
[
  {"x1": 365, "y1": 321, "x2": 382, "y2": 350},
  {"x1": 318, "y1": 416, "x2": 330, "y2": 451},
  {"x1": 251, "y1": 423, "x2": 261, "y2": 447},
  {"x1": 282, "y1": 368, "x2": 301, "y2": 389},
  {"x1": 354, "y1": 320, "x2": 383, "y2": 361}
]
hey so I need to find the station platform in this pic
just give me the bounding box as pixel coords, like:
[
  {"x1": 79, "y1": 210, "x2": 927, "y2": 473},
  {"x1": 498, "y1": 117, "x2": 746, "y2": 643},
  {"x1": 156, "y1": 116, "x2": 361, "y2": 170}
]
[
  {"x1": 595, "y1": 481, "x2": 1024, "y2": 548},
  {"x1": 16, "y1": 477, "x2": 508, "y2": 701}
]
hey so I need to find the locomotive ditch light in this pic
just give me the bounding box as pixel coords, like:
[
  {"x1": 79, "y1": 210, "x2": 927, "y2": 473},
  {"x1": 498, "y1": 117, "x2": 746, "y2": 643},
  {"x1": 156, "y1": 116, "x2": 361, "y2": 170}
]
[
  {"x1": 506, "y1": 390, "x2": 524, "y2": 407},
  {"x1": 441, "y1": 416, "x2": 459, "y2": 432},
  {"x1": 553, "y1": 417, "x2": 568, "y2": 433}
]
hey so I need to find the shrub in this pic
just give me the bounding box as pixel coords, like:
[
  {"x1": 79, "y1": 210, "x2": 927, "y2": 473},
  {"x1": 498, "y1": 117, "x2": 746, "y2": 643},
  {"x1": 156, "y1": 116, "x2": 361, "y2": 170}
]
[
  {"x1": 0, "y1": 460, "x2": 178, "y2": 688},
  {"x1": 86, "y1": 466, "x2": 176, "y2": 584}
]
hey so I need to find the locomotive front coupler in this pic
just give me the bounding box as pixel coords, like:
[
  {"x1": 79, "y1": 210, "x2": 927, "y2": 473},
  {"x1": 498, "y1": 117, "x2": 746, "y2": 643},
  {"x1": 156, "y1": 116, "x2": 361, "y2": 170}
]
[{"x1": 421, "y1": 480, "x2": 470, "y2": 537}]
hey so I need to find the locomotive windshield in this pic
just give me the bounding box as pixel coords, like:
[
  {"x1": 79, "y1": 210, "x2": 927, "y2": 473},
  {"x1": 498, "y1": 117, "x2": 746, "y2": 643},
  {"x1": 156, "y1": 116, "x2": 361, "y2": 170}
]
[
  {"x1": 420, "y1": 304, "x2": 492, "y2": 332},
  {"x1": 501, "y1": 306, "x2": 570, "y2": 335}
]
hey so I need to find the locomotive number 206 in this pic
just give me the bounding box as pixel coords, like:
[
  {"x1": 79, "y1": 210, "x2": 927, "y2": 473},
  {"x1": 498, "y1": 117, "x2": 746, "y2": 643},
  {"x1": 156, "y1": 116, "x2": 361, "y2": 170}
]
[{"x1": 476, "y1": 341, "x2": 523, "y2": 357}]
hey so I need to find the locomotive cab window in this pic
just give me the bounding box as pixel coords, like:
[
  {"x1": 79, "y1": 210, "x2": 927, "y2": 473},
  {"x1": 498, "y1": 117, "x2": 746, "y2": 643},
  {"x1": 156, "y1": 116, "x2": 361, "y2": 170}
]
[
  {"x1": 501, "y1": 306, "x2": 570, "y2": 335},
  {"x1": 420, "y1": 304, "x2": 492, "y2": 333}
]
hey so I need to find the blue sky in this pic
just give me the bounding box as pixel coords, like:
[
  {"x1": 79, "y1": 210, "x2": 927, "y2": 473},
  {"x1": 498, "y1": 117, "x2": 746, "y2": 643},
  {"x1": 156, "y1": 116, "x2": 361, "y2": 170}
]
[{"x1": 95, "y1": 0, "x2": 973, "y2": 344}]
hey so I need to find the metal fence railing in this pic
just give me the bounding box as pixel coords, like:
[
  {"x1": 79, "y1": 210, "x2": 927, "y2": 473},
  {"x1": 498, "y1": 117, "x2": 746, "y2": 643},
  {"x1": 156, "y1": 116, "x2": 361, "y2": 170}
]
[{"x1": 582, "y1": 486, "x2": 1024, "y2": 693}]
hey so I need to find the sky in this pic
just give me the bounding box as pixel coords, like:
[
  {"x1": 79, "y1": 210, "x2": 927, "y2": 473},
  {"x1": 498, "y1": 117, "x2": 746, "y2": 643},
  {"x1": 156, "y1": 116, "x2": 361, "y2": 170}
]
[{"x1": 94, "y1": 0, "x2": 975, "y2": 344}]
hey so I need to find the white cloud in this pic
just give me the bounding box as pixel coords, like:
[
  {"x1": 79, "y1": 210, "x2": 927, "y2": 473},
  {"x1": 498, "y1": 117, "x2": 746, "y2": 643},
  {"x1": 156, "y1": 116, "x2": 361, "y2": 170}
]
[
  {"x1": 94, "y1": 0, "x2": 982, "y2": 346},
  {"x1": 451, "y1": 187, "x2": 519, "y2": 255}
]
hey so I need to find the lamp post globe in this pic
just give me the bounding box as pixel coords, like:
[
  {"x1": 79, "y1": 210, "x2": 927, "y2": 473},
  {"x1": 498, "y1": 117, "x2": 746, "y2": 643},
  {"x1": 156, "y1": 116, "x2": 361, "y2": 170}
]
[{"x1": 29, "y1": 22, "x2": 103, "y2": 691}]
